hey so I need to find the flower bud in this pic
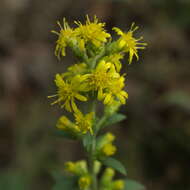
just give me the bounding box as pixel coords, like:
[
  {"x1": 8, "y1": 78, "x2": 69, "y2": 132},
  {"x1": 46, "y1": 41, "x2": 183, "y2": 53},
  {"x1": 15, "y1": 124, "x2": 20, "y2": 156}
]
[
  {"x1": 112, "y1": 180, "x2": 125, "y2": 190},
  {"x1": 64, "y1": 160, "x2": 88, "y2": 176},
  {"x1": 101, "y1": 168, "x2": 115, "y2": 183},
  {"x1": 104, "y1": 101, "x2": 122, "y2": 116},
  {"x1": 78, "y1": 175, "x2": 91, "y2": 190},
  {"x1": 102, "y1": 143, "x2": 117, "y2": 156},
  {"x1": 64, "y1": 161, "x2": 76, "y2": 173},
  {"x1": 93, "y1": 160, "x2": 102, "y2": 174}
]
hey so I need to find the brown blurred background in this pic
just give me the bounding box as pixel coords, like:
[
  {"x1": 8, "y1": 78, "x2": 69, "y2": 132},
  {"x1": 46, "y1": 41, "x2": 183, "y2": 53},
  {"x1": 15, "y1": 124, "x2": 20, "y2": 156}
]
[{"x1": 0, "y1": 0, "x2": 190, "y2": 189}]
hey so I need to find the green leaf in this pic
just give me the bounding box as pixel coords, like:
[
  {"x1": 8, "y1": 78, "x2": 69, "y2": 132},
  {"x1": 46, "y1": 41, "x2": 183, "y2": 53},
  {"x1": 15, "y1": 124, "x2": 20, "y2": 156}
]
[
  {"x1": 124, "y1": 179, "x2": 145, "y2": 190},
  {"x1": 103, "y1": 113, "x2": 126, "y2": 128},
  {"x1": 102, "y1": 157, "x2": 127, "y2": 175},
  {"x1": 52, "y1": 171, "x2": 78, "y2": 190},
  {"x1": 53, "y1": 129, "x2": 79, "y2": 140}
]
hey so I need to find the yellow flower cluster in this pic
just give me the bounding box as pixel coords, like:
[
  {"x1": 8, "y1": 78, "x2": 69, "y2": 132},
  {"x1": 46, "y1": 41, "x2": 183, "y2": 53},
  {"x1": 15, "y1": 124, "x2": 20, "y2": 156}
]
[
  {"x1": 74, "y1": 15, "x2": 111, "y2": 48},
  {"x1": 65, "y1": 160, "x2": 91, "y2": 190},
  {"x1": 113, "y1": 23, "x2": 147, "y2": 64},
  {"x1": 52, "y1": 16, "x2": 111, "y2": 59},
  {"x1": 64, "y1": 160, "x2": 124, "y2": 190},
  {"x1": 96, "y1": 132, "x2": 117, "y2": 157},
  {"x1": 52, "y1": 18, "x2": 76, "y2": 59},
  {"x1": 50, "y1": 16, "x2": 146, "y2": 190},
  {"x1": 100, "y1": 168, "x2": 125, "y2": 190},
  {"x1": 49, "y1": 74, "x2": 87, "y2": 112},
  {"x1": 49, "y1": 14, "x2": 146, "y2": 143},
  {"x1": 56, "y1": 111, "x2": 94, "y2": 135}
]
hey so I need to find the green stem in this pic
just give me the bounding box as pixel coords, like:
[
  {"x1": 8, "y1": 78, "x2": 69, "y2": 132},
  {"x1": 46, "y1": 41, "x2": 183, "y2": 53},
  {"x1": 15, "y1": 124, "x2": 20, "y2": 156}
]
[
  {"x1": 96, "y1": 114, "x2": 108, "y2": 133},
  {"x1": 89, "y1": 47, "x2": 105, "y2": 69},
  {"x1": 87, "y1": 99, "x2": 98, "y2": 190},
  {"x1": 88, "y1": 135, "x2": 97, "y2": 190}
]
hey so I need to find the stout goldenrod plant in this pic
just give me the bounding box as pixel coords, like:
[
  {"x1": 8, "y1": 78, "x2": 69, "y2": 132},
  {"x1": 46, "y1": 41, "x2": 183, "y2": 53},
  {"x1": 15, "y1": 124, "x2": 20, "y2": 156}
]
[{"x1": 49, "y1": 16, "x2": 147, "y2": 190}]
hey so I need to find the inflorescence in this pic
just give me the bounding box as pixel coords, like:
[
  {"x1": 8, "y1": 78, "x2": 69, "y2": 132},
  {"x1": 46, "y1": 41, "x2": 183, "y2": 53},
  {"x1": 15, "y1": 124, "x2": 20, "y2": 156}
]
[{"x1": 49, "y1": 15, "x2": 147, "y2": 190}]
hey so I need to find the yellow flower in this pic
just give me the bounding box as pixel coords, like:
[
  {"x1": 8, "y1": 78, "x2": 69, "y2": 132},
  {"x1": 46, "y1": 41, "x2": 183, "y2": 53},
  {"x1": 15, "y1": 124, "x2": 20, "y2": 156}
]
[
  {"x1": 64, "y1": 161, "x2": 76, "y2": 173},
  {"x1": 93, "y1": 160, "x2": 102, "y2": 174},
  {"x1": 74, "y1": 111, "x2": 94, "y2": 134},
  {"x1": 113, "y1": 23, "x2": 147, "y2": 64},
  {"x1": 103, "y1": 53, "x2": 124, "y2": 72},
  {"x1": 97, "y1": 132, "x2": 117, "y2": 156},
  {"x1": 65, "y1": 160, "x2": 88, "y2": 176},
  {"x1": 74, "y1": 15, "x2": 111, "y2": 48},
  {"x1": 105, "y1": 132, "x2": 115, "y2": 142},
  {"x1": 101, "y1": 168, "x2": 115, "y2": 183},
  {"x1": 56, "y1": 115, "x2": 80, "y2": 133},
  {"x1": 97, "y1": 132, "x2": 115, "y2": 149},
  {"x1": 78, "y1": 175, "x2": 91, "y2": 190},
  {"x1": 57, "y1": 111, "x2": 94, "y2": 135},
  {"x1": 113, "y1": 180, "x2": 125, "y2": 190},
  {"x1": 84, "y1": 60, "x2": 120, "y2": 101},
  {"x1": 102, "y1": 143, "x2": 117, "y2": 156},
  {"x1": 48, "y1": 74, "x2": 87, "y2": 112},
  {"x1": 105, "y1": 76, "x2": 128, "y2": 105},
  {"x1": 52, "y1": 18, "x2": 76, "y2": 59}
]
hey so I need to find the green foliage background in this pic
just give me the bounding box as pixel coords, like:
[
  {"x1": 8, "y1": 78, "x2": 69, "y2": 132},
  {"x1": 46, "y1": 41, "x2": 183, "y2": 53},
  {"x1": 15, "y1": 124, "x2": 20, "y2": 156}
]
[{"x1": 0, "y1": 0, "x2": 190, "y2": 189}]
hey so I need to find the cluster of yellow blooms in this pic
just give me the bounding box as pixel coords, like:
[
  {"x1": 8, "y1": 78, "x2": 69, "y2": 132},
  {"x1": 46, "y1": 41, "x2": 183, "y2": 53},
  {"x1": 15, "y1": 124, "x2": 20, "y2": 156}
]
[
  {"x1": 49, "y1": 15, "x2": 146, "y2": 190},
  {"x1": 96, "y1": 133, "x2": 117, "y2": 157},
  {"x1": 50, "y1": 16, "x2": 146, "y2": 134},
  {"x1": 65, "y1": 160, "x2": 91, "y2": 189},
  {"x1": 65, "y1": 160, "x2": 124, "y2": 190}
]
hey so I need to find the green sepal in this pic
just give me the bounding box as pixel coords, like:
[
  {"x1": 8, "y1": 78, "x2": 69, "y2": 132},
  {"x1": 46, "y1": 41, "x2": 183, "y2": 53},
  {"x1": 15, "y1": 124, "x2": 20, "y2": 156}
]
[
  {"x1": 102, "y1": 113, "x2": 126, "y2": 129},
  {"x1": 102, "y1": 157, "x2": 127, "y2": 176},
  {"x1": 51, "y1": 171, "x2": 78, "y2": 190},
  {"x1": 124, "y1": 179, "x2": 146, "y2": 190}
]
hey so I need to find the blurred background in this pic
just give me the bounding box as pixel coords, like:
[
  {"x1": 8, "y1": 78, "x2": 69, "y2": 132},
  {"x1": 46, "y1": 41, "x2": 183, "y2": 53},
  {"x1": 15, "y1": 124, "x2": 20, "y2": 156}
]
[{"x1": 0, "y1": 0, "x2": 190, "y2": 189}]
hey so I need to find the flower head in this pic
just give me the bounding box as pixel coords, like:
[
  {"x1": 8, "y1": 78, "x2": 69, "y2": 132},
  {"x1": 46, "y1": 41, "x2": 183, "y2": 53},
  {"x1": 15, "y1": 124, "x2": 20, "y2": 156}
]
[
  {"x1": 104, "y1": 53, "x2": 124, "y2": 72},
  {"x1": 74, "y1": 15, "x2": 111, "y2": 48},
  {"x1": 56, "y1": 111, "x2": 94, "y2": 135},
  {"x1": 113, "y1": 180, "x2": 125, "y2": 190},
  {"x1": 101, "y1": 168, "x2": 115, "y2": 183},
  {"x1": 56, "y1": 115, "x2": 80, "y2": 134},
  {"x1": 101, "y1": 143, "x2": 117, "y2": 156},
  {"x1": 64, "y1": 161, "x2": 76, "y2": 173},
  {"x1": 96, "y1": 132, "x2": 117, "y2": 157},
  {"x1": 65, "y1": 160, "x2": 88, "y2": 175},
  {"x1": 105, "y1": 76, "x2": 128, "y2": 105},
  {"x1": 74, "y1": 111, "x2": 94, "y2": 134},
  {"x1": 78, "y1": 175, "x2": 91, "y2": 190},
  {"x1": 48, "y1": 74, "x2": 87, "y2": 112},
  {"x1": 52, "y1": 18, "x2": 76, "y2": 59},
  {"x1": 113, "y1": 23, "x2": 147, "y2": 64},
  {"x1": 84, "y1": 60, "x2": 120, "y2": 100}
]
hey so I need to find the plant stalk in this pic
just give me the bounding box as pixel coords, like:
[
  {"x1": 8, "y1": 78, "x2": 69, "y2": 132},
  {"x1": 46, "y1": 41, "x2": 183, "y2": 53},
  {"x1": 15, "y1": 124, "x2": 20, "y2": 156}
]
[
  {"x1": 88, "y1": 135, "x2": 97, "y2": 190},
  {"x1": 88, "y1": 99, "x2": 98, "y2": 190}
]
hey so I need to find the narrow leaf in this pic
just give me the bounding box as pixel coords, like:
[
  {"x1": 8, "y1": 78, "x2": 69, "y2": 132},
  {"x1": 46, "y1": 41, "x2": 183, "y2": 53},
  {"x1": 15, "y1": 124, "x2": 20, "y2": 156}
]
[
  {"x1": 103, "y1": 113, "x2": 126, "y2": 128},
  {"x1": 102, "y1": 157, "x2": 127, "y2": 175},
  {"x1": 53, "y1": 129, "x2": 78, "y2": 140}
]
